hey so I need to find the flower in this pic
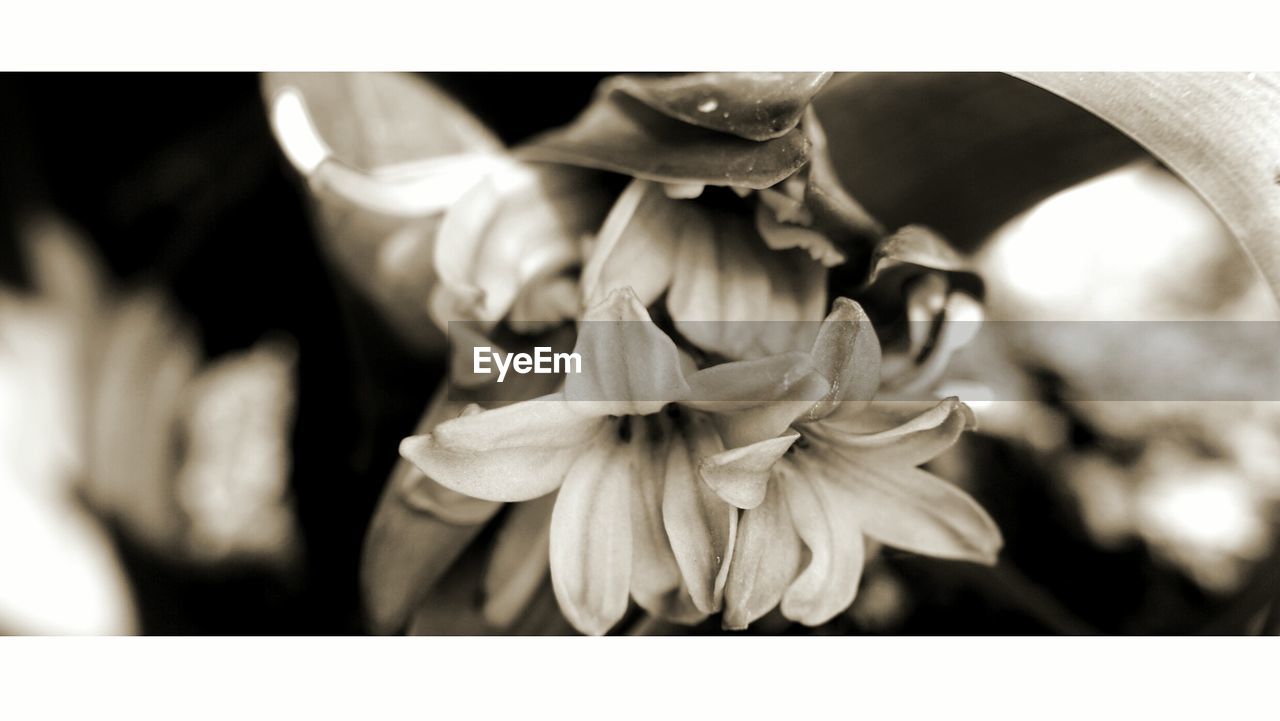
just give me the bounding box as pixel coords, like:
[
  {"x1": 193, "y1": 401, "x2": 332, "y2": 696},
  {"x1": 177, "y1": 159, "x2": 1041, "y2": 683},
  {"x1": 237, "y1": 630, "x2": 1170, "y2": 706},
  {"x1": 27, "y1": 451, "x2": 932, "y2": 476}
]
[
  {"x1": 400, "y1": 287, "x2": 718, "y2": 634},
  {"x1": 399, "y1": 283, "x2": 866, "y2": 633},
  {"x1": 696, "y1": 299, "x2": 1003, "y2": 629},
  {"x1": 356, "y1": 72, "x2": 1002, "y2": 636}
]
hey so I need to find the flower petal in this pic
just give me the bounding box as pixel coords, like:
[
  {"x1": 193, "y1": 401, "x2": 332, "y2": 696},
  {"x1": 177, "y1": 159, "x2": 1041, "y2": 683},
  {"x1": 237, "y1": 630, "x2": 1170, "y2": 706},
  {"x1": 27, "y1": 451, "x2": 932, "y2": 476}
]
[
  {"x1": 816, "y1": 397, "x2": 975, "y2": 467},
  {"x1": 627, "y1": 417, "x2": 706, "y2": 625},
  {"x1": 667, "y1": 211, "x2": 828, "y2": 360},
  {"x1": 662, "y1": 414, "x2": 737, "y2": 614},
  {"x1": 548, "y1": 433, "x2": 634, "y2": 635},
  {"x1": 698, "y1": 432, "x2": 799, "y2": 510},
  {"x1": 865, "y1": 224, "x2": 982, "y2": 293},
  {"x1": 482, "y1": 492, "x2": 557, "y2": 629},
  {"x1": 686, "y1": 351, "x2": 830, "y2": 448},
  {"x1": 564, "y1": 287, "x2": 691, "y2": 416},
  {"x1": 723, "y1": 481, "x2": 802, "y2": 630},
  {"x1": 755, "y1": 201, "x2": 846, "y2": 267},
  {"x1": 400, "y1": 395, "x2": 606, "y2": 502},
  {"x1": 887, "y1": 290, "x2": 985, "y2": 398},
  {"x1": 830, "y1": 454, "x2": 1002, "y2": 565},
  {"x1": 804, "y1": 297, "x2": 882, "y2": 421},
  {"x1": 580, "y1": 180, "x2": 683, "y2": 309},
  {"x1": 431, "y1": 163, "x2": 610, "y2": 328},
  {"x1": 778, "y1": 463, "x2": 866, "y2": 626}
]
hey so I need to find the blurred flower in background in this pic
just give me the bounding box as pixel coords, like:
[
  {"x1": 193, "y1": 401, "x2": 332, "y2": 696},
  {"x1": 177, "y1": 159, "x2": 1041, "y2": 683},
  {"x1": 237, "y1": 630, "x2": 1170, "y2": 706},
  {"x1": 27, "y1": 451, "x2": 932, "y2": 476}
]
[
  {"x1": 0, "y1": 216, "x2": 301, "y2": 634},
  {"x1": 966, "y1": 161, "x2": 1280, "y2": 598}
]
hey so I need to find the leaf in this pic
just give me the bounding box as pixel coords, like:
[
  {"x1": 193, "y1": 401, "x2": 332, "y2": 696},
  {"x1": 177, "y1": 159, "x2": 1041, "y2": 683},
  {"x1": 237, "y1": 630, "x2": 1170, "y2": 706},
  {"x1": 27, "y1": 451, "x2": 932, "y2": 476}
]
[
  {"x1": 608, "y1": 72, "x2": 831, "y2": 141},
  {"x1": 1015, "y1": 72, "x2": 1280, "y2": 303},
  {"x1": 811, "y1": 72, "x2": 1146, "y2": 252}
]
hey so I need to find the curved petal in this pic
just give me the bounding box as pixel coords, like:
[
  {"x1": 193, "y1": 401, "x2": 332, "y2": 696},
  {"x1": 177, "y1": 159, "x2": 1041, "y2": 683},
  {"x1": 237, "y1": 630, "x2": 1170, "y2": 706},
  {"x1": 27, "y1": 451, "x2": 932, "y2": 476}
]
[
  {"x1": 548, "y1": 433, "x2": 634, "y2": 635},
  {"x1": 662, "y1": 414, "x2": 737, "y2": 614},
  {"x1": 778, "y1": 461, "x2": 866, "y2": 626},
  {"x1": 755, "y1": 201, "x2": 846, "y2": 267},
  {"x1": 627, "y1": 417, "x2": 704, "y2": 624},
  {"x1": 887, "y1": 290, "x2": 985, "y2": 398},
  {"x1": 723, "y1": 481, "x2": 802, "y2": 630},
  {"x1": 804, "y1": 297, "x2": 882, "y2": 421},
  {"x1": 686, "y1": 351, "x2": 830, "y2": 448},
  {"x1": 698, "y1": 432, "x2": 799, "y2": 510},
  {"x1": 482, "y1": 492, "x2": 557, "y2": 629},
  {"x1": 827, "y1": 453, "x2": 1002, "y2": 565},
  {"x1": 864, "y1": 225, "x2": 983, "y2": 297},
  {"x1": 564, "y1": 287, "x2": 691, "y2": 416},
  {"x1": 580, "y1": 180, "x2": 681, "y2": 309},
  {"x1": 432, "y1": 163, "x2": 609, "y2": 328},
  {"x1": 815, "y1": 397, "x2": 975, "y2": 468},
  {"x1": 400, "y1": 396, "x2": 606, "y2": 502},
  {"x1": 667, "y1": 212, "x2": 827, "y2": 361},
  {"x1": 393, "y1": 385, "x2": 508, "y2": 523}
]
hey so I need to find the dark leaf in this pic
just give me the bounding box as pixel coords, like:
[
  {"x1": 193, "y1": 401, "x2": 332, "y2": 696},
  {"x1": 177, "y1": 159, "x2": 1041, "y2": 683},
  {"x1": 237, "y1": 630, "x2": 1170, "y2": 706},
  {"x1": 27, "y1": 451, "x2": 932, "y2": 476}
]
[
  {"x1": 812, "y1": 72, "x2": 1146, "y2": 252},
  {"x1": 609, "y1": 72, "x2": 831, "y2": 141},
  {"x1": 518, "y1": 90, "x2": 810, "y2": 189}
]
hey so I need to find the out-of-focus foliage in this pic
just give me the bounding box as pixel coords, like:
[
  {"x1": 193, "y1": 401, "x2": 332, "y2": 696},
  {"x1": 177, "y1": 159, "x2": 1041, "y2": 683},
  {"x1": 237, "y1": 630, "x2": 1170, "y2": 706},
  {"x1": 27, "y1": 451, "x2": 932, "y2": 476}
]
[{"x1": 0, "y1": 217, "x2": 302, "y2": 634}]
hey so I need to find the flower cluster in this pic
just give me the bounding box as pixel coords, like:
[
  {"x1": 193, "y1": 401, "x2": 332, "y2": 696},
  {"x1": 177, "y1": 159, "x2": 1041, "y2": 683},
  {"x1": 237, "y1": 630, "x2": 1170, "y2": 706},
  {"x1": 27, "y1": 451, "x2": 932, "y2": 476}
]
[{"x1": 270, "y1": 72, "x2": 1003, "y2": 634}]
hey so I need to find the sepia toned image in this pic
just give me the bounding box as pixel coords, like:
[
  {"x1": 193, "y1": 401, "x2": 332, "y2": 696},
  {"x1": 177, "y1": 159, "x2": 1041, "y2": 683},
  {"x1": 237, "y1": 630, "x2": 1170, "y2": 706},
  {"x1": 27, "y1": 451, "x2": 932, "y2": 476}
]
[{"x1": 3, "y1": 71, "x2": 1280, "y2": 638}]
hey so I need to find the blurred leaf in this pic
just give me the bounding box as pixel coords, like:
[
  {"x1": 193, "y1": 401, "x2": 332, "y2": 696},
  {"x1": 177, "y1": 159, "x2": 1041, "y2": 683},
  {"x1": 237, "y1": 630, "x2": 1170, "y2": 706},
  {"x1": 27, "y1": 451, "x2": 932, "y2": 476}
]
[
  {"x1": 1016, "y1": 72, "x2": 1280, "y2": 304},
  {"x1": 262, "y1": 73, "x2": 500, "y2": 171},
  {"x1": 359, "y1": 388, "x2": 501, "y2": 634},
  {"x1": 360, "y1": 486, "x2": 494, "y2": 634},
  {"x1": 262, "y1": 73, "x2": 502, "y2": 353}
]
